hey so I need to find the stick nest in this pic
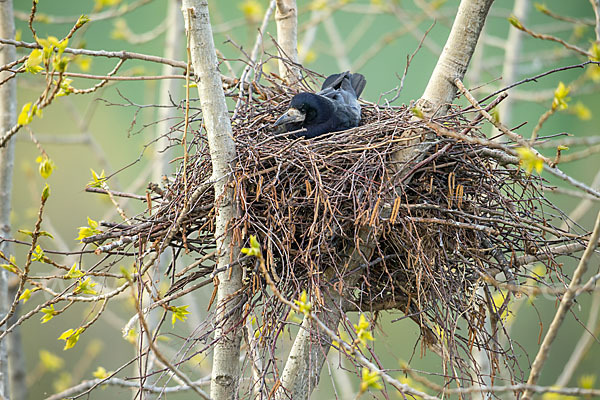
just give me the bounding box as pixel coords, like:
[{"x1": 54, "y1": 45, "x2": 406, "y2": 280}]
[{"x1": 87, "y1": 76, "x2": 585, "y2": 382}]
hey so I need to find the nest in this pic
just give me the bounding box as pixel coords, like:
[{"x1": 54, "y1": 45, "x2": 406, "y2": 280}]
[{"x1": 85, "y1": 75, "x2": 585, "y2": 385}]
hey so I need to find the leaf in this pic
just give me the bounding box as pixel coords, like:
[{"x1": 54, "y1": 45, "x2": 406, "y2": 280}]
[
  {"x1": 19, "y1": 229, "x2": 54, "y2": 239},
  {"x1": 508, "y1": 15, "x2": 523, "y2": 30},
  {"x1": 239, "y1": 0, "x2": 263, "y2": 22},
  {"x1": 360, "y1": 367, "x2": 383, "y2": 392},
  {"x1": 76, "y1": 15, "x2": 90, "y2": 28},
  {"x1": 41, "y1": 304, "x2": 58, "y2": 323},
  {"x1": 76, "y1": 217, "x2": 101, "y2": 242},
  {"x1": 36, "y1": 154, "x2": 56, "y2": 179},
  {"x1": 41, "y1": 183, "x2": 51, "y2": 202},
  {"x1": 73, "y1": 277, "x2": 97, "y2": 295},
  {"x1": 93, "y1": 366, "x2": 109, "y2": 379},
  {"x1": 58, "y1": 327, "x2": 84, "y2": 350},
  {"x1": 65, "y1": 263, "x2": 84, "y2": 279},
  {"x1": 354, "y1": 314, "x2": 375, "y2": 346},
  {"x1": 18, "y1": 102, "x2": 34, "y2": 125},
  {"x1": 552, "y1": 81, "x2": 571, "y2": 110},
  {"x1": 294, "y1": 290, "x2": 312, "y2": 314},
  {"x1": 170, "y1": 305, "x2": 191, "y2": 326},
  {"x1": 24, "y1": 49, "x2": 44, "y2": 74},
  {"x1": 32, "y1": 245, "x2": 45, "y2": 262},
  {"x1": 515, "y1": 147, "x2": 544, "y2": 175},
  {"x1": 1, "y1": 255, "x2": 18, "y2": 273},
  {"x1": 39, "y1": 350, "x2": 64, "y2": 371},
  {"x1": 241, "y1": 234, "x2": 262, "y2": 258},
  {"x1": 590, "y1": 42, "x2": 600, "y2": 62},
  {"x1": 19, "y1": 288, "x2": 35, "y2": 303},
  {"x1": 87, "y1": 169, "x2": 106, "y2": 188},
  {"x1": 572, "y1": 101, "x2": 591, "y2": 120}
]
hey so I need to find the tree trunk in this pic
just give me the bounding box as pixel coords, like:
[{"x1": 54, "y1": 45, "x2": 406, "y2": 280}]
[
  {"x1": 181, "y1": 1, "x2": 242, "y2": 399},
  {"x1": 0, "y1": 0, "x2": 17, "y2": 397},
  {"x1": 275, "y1": 0, "x2": 302, "y2": 84},
  {"x1": 417, "y1": 0, "x2": 495, "y2": 117}
]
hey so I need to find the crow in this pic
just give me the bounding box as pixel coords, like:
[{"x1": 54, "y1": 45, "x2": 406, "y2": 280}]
[{"x1": 274, "y1": 71, "x2": 366, "y2": 138}]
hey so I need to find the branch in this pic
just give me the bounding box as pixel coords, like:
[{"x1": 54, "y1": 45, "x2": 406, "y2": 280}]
[
  {"x1": 45, "y1": 375, "x2": 210, "y2": 400},
  {"x1": 0, "y1": 38, "x2": 188, "y2": 70},
  {"x1": 522, "y1": 210, "x2": 600, "y2": 400},
  {"x1": 509, "y1": 17, "x2": 593, "y2": 58},
  {"x1": 181, "y1": 2, "x2": 242, "y2": 399}
]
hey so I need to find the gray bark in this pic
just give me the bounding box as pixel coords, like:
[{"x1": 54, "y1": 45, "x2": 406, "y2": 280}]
[
  {"x1": 275, "y1": 0, "x2": 302, "y2": 84},
  {"x1": 417, "y1": 0, "x2": 495, "y2": 117},
  {"x1": 0, "y1": 0, "x2": 17, "y2": 397},
  {"x1": 181, "y1": 1, "x2": 242, "y2": 399}
]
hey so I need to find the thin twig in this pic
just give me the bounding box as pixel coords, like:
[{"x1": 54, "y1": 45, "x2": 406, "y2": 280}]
[{"x1": 522, "y1": 210, "x2": 600, "y2": 400}]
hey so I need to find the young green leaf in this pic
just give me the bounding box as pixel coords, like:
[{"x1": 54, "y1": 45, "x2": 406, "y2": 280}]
[
  {"x1": 41, "y1": 304, "x2": 58, "y2": 323},
  {"x1": 58, "y1": 327, "x2": 84, "y2": 350},
  {"x1": 170, "y1": 305, "x2": 191, "y2": 326},
  {"x1": 73, "y1": 277, "x2": 97, "y2": 295}
]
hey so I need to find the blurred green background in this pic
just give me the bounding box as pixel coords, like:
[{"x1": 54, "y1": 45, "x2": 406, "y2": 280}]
[{"x1": 7, "y1": 0, "x2": 600, "y2": 398}]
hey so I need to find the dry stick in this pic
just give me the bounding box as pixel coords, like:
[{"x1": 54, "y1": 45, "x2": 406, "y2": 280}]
[
  {"x1": 85, "y1": 186, "x2": 146, "y2": 201},
  {"x1": 0, "y1": 38, "x2": 188, "y2": 70},
  {"x1": 0, "y1": 191, "x2": 47, "y2": 329},
  {"x1": 454, "y1": 78, "x2": 600, "y2": 199},
  {"x1": 455, "y1": 78, "x2": 552, "y2": 163},
  {"x1": 522, "y1": 210, "x2": 600, "y2": 400}
]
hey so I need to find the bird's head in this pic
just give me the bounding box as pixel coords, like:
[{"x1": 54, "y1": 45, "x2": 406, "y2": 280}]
[{"x1": 274, "y1": 93, "x2": 328, "y2": 128}]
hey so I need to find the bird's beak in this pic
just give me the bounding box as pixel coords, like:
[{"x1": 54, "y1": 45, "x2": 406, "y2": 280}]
[{"x1": 274, "y1": 107, "x2": 305, "y2": 126}]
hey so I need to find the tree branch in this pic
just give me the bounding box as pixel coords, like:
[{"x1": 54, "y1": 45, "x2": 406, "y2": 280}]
[{"x1": 522, "y1": 210, "x2": 600, "y2": 400}]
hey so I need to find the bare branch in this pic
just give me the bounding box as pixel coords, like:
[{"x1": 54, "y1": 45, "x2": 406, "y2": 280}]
[{"x1": 522, "y1": 210, "x2": 600, "y2": 400}]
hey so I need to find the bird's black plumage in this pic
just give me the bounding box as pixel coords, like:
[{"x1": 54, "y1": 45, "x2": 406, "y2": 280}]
[{"x1": 274, "y1": 71, "x2": 366, "y2": 138}]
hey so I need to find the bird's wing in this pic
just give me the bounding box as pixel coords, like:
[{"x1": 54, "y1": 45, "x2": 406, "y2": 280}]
[
  {"x1": 350, "y1": 74, "x2": 366, "y2": 98},
  {"x1": 320, "y1": 72, "x2": 366, "y2": 98},
  {"x1": 320, "y1": 71, "x2": 350, "y2": 91}
]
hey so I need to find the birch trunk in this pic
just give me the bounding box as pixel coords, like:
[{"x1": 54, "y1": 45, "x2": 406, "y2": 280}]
[
  {"x1": 417, "y1": 0, "x2": 495, "y2": 117},
  {"x1": 181, "y1": 1, "x2": 242, "y2": 399},
  {"x1": 275, "y1": 0, "x2": 302, "y2": 84},
  {"x1": 0, "y1": 0, "x2": 16, "y2": 397},
  {"x1": 277, "y1": 1, "x2": 494, "y2": 398}
]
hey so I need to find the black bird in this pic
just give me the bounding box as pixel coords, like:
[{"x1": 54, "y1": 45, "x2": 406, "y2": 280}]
[{"x1": 274, "y1": 71, "x2": 366, "y2": 138}]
